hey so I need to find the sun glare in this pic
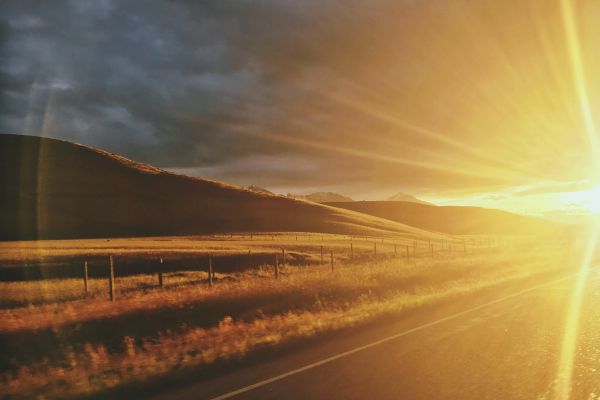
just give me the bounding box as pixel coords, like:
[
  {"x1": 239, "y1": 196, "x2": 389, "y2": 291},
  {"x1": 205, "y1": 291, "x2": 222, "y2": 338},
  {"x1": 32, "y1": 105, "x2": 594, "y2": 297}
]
[
  {"x1": 578, "y1": 186, "x2": 600, "y2": 213},
  {"x1": 555, "y1": 0, "x2": 600, "y2": 399}
]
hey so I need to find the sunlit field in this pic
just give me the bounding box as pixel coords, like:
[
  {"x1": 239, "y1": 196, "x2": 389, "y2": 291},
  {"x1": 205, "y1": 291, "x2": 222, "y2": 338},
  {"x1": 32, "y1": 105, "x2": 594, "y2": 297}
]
[{"x1": 0, "y1": 233, "x2": 584, "y2": 399}]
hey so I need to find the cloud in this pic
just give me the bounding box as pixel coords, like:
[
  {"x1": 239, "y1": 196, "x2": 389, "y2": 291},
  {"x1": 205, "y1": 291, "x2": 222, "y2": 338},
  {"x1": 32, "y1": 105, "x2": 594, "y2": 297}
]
[
  {"x1": 1, "y1": 0, "x2": 598, "y2": 197},
  {"x1": 1, "y1": 0, "x2": 265, "y2": 162},
  {"x1": 511, "y1": 180, "x2": 594, "y2": 197}
]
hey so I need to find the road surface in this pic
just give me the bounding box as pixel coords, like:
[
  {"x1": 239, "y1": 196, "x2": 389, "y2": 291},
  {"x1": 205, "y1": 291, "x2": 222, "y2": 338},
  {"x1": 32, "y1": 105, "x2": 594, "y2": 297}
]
[{"x1": 150, "y1": 271, "x2": 600, "y2": 400}]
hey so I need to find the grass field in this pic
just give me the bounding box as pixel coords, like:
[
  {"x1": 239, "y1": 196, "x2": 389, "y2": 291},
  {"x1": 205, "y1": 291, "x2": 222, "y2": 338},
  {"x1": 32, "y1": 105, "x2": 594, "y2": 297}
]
[{"x1": 0, "y1": 233, "x2": 579, "y2": 399}]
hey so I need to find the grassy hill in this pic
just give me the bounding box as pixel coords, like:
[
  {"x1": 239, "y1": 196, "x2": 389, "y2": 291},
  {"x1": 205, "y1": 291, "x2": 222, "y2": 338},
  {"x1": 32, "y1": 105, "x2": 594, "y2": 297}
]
[
  {"x1": 324, "y1": 201, "x2": 559, "y2": 235},
  {"x1": 0, "y1": 134, "x2": 432, "y2": 240}
]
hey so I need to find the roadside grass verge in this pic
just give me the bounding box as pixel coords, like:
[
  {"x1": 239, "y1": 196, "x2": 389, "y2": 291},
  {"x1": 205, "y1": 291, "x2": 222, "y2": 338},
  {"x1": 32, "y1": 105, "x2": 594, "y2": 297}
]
[{"x1": 0, "y1": 242, "x2": 575, "y2": 399}]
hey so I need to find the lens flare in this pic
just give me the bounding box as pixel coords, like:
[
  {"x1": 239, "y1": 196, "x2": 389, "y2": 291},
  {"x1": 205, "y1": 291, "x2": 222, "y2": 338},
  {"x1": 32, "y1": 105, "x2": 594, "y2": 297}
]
[{"x1": 555, "y1": 0, "x2": 600, "y2": 399}]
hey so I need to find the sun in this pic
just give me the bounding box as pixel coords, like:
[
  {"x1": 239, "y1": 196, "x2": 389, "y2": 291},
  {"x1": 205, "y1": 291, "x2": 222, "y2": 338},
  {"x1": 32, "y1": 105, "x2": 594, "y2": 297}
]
[{"x1": 577, "y1": 186, "x2": 600, "y2": 213}]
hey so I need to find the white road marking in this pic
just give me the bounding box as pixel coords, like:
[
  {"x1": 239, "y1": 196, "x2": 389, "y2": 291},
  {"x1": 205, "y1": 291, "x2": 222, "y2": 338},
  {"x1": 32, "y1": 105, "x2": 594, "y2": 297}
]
[{"x1": 209, "y1": 273, "x2": 577, "y2": 400}]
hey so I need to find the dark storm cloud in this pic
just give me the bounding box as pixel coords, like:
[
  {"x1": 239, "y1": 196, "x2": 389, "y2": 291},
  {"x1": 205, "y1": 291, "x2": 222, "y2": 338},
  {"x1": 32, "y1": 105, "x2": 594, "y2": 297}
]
[
  {"x1": 0, "y1": 0, "x2": 303, "y2": 163},
  {"x1": 1, "y1": 0, "x2": 387, "y2": 195},
  {"x1": 0, "y1": 0, "x2": 586, "y2": 198},
  {"x1": 0, "y1": 0, "x2": 462, "y2": 186}
]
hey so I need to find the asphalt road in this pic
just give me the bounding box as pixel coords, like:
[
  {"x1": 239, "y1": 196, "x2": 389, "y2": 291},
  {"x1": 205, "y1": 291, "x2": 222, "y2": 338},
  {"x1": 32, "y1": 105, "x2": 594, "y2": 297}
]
[{"x1": 150, "y1": 271, "x2": 600, "y2": 400}]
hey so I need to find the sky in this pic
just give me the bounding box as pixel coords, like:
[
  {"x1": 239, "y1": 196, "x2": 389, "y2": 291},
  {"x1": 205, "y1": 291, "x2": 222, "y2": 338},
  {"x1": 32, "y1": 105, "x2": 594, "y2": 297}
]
[{"x1": 2, "y1": 0, "x2": 600, "y2": 219}]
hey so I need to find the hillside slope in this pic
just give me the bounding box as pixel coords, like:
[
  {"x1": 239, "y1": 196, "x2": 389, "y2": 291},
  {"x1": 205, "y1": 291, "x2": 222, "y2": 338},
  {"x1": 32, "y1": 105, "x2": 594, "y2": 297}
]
[
  {"x1": 324, "y1": 201, "x2": 559, "y2": 235},
  {"x1": 0, "y1": 134, "x2": 432, "y2": 240}
]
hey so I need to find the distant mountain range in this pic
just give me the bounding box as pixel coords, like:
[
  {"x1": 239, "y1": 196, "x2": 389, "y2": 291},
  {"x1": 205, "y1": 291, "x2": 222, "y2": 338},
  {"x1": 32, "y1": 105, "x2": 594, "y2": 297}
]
[
  {"x1": 244, "y1": 188, "x2": 353, "y2": 203},
  {"x1": 286, "y1": 191, "x2": 431, "y2": 205},
  {"x1": 289, "y1": 192, "x2": 354, "y2": 203},
  {"x1": 386, "y1": 192, "x2": 433, "y2": 205},
  {"x1": 244, "y1": 185, "x2": 273, "y2": 195},
  {"x1": 289, "y1": 191, "x2": 433, "y2": 205}
]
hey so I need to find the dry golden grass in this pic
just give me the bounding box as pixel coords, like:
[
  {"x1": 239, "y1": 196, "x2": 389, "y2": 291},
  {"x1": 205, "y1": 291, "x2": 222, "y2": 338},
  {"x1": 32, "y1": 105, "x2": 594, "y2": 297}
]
[
  {"x1": 0, "y1": 232, "x2": 431, "y2": 262},
  {"x1": 0, "y1": 232, "x2": 460, "y2": 310},
  {"x1": 0, "y1": 238, "x2": 577, "y2": 400},
  {"x1": 0, "y1": 271, "x2": 211, "y2": 308}
]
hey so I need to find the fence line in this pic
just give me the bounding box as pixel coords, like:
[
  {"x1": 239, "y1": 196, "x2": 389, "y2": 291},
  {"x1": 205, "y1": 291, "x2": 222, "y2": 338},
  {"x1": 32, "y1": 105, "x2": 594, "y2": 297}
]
[
  {"x1": 330, "y1": 250, "x2": 334, "y2": 272},
  {"x1": 158, "y1": 257, "x2": 164, "y2": 288},
  {"x1": 209, "y1": 253, "x2": 213, "y2": 287},
  {"x1": 83, "y1": 261, "x2": 89, "y2": 294},
  {"x1": 108, "y1": 255, "x2": 115, "y2": 301},
  {"x1": 69, "y1": 235, "x2": 498, "y2": 300}
]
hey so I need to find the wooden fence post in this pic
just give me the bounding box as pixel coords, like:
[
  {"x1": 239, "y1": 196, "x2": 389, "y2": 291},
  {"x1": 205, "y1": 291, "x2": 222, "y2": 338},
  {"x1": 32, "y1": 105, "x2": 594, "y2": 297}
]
[
  {"x1": 350, "y1": 242, "x2": 354, "y2": 259},
  {"x1": 158, "y1": 257, "x2": 164, "y2": 288},
  {"x1": 374, "y1": 242, "x2": 377, "y2": 256},
  {"x1": 394, "y1": 244, "x2": 397, "y2": 255},
  {"x1": 430, "y1": 242, "x2": 434, "y2": 258},
  {"x1": 83, "y1": 261, "x2": 89, "y2": 294},
  {"x1": 282, "y1": 249, "x2": 286, "y2": 269},
  {"x1": 330, "y1": 250, "x2": 334, "y2": 272},
  {"x1": 321, "y1": 245, "x2": 324, "y2": 264},
  {"x1": 108, "y1": 255, "x2": 115, "y2": 301},
  {"x1": 209, "y1": 253, "x2": 213, "y2": 287},
  {"x1": 275, "y1": 254, "x2": 279, "y2": 279}
]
